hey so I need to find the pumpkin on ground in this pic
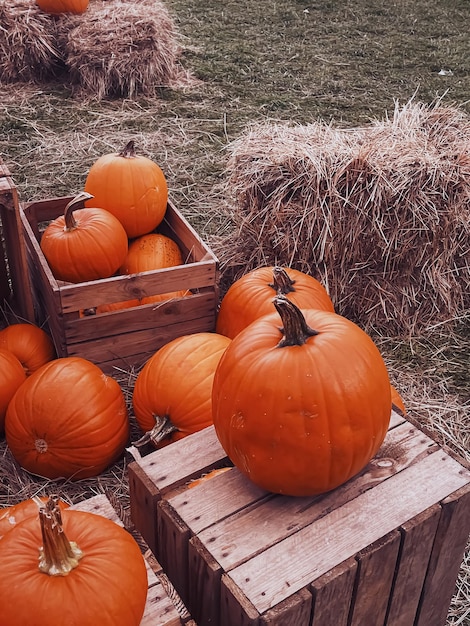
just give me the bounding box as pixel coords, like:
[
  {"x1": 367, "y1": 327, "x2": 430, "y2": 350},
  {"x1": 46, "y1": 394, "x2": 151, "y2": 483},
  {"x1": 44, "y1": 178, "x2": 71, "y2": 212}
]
[
  {"x1": 84, "y1": 140, "x2": 168, "y2": 239},
  {"x1": 132, "y1": 332, "x2": 231, "y2": 448},
  {"x1": 216, "y1": 265, "x2": 335, "y2": 339},
  {"x1": 40, "y1": 192, "x2": 129, "y2": 283},
  {"x1": 212, "y1": 296, "x2": 391, "y2": 496},
  {"x1": 0, "y1": 496, "x2": 148, "y2": 626},
  {"x1": 0, "y1": 349, "x2": 27, "y2": 433},
  {"x1": 0, "y1": 496, "x2": 69, "y2": 539},
  {"x1": 36, "y1": 0, "x2": 89, "y2": 14},
  {"x1": 5, "y1": 356, "x2": 129, "y2": 480},
  {"x1": 0, "y1": 323, "x2": 55, "y2": 375}
]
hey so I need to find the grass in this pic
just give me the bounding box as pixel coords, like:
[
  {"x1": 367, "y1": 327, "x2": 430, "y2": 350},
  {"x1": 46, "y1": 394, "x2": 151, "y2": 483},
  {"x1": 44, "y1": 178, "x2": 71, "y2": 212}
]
[{"x1": 0, "y1": 0, "x2": 469, "y2": 623}]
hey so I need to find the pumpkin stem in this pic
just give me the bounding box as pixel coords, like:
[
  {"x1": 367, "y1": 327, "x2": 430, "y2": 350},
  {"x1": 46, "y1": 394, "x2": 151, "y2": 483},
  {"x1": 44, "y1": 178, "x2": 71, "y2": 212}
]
[
  {"x1": 119, "y1": 140, "x2": 137, "y2": 159},
  {"x1": 133, "y1": 414, "x2": 178, "y2": 448},
  {"x1": 63, "y1": 191, "x2": 94, "y2": 231},
  {"x1": 274, "y1": 296, "x2": 319, "y2": 347},
  {"x1": 38, "y1": 495, "x2": 83, "y2": 577},
  {"x1": 269, "y1": 266, "x2": 296, "y2": 295}
]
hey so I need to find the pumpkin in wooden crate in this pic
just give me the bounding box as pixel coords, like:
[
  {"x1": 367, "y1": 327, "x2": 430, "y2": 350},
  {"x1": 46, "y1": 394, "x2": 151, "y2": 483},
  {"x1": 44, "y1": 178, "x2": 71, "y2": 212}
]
[
  {"x1": 0, "y1": 496, "x2": 148, "y2": 626},
  {"x1": 40, "y1": 192, "x2": 128, "y2": 283},
  {"x1": 212, "y1": 296, "x2": 391, "y2": 496},
  {"x1": 36, "y1": 0, "x2": 89, "y2": 14},
  {"x1": 216, "y1": 265, "x2": 335, "y2": 339},
  {"x1": 132, "y1": 332, "x2": 231, "y2": 448},
  {"x1": 0, "y1": 349, "x2": 26, "y2": 433},
  {"x1": 5, "y1": 357, "x2": 129, "y2": 480},
  {"x1": 84, "y1": 140, "x2": 168, "y2": 239},
  {"x1": 0, "y1": 323, "x2": 55, "y2": 375},
  {"x1": 0, "y1": 496, "x2": 69, "y2": 539}
]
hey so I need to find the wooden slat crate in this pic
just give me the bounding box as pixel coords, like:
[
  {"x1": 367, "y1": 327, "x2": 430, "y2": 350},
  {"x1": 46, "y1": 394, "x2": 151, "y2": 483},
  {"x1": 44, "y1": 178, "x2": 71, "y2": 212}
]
[
  {"x1": 70, "y1": 493, "x2": 196, "y2": 626},
  {"x1": 128, "y1": 411, "x2": 470, "y2": 626},
  {"x1": 0, "y1": 159, "x2": 35, "y2": 322},
  {"x1": 20, "y1": 195, "x2": 219, "y2": 372}
]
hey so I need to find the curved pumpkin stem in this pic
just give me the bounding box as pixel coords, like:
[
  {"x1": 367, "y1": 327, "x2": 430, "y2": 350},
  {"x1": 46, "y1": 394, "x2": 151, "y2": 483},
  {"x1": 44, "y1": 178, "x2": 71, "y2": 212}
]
[
  {"x1": 269, "y1": 266, "x2": 296, "y2": 295},
  {"x1": 63, "y1": 191, "x2": 94, "y2": 231},
  {"x1": 274, "y1": 295, "x2": 319, "y2": 347},
  {"x1": 133, "y1": 414, "x2": 178, "y2": 448},
  {"x1": 119, "y1": 140, "x2": 137, "y2": 159},
  {"x1": 38, "y1": 495, "x2": 83, "y2": 576}
]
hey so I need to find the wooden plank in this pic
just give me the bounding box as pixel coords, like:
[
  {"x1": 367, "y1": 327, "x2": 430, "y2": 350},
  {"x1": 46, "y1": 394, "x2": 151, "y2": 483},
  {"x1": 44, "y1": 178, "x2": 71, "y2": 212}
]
[
  {"x1": 310, "y1": 558, "x2": 357, "y2": 626},
  {"x1": 128, "y1": 462, "x2": 162, "y2": 556},
  {"x1": 225, "y1": 450, "x2": 470, "y2": 615},
  {"x1": 260, "y1": 588, "x2": 312, "y2": 626},
  {"x1": 386, "y1": 505, "x2": 441, "y2": 626},
  {"x1": 188, "y1": 535, "x2": 224, "y2": 626}
]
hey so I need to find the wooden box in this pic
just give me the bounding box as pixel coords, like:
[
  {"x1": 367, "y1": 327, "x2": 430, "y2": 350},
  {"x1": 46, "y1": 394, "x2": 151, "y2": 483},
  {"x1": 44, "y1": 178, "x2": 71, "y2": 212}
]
[
  {"x1": 128, "y1": 411, "x2": 470, "y2": 626},
  {"x1": 0, "y1": 160, "x2": 34, "y2": 322},
  {"x1": 20, "y1": 196, "x2": 219, "y2": 372},
  {"x1": 70, "y1": 493, "x2": 196, "y2": 626}
]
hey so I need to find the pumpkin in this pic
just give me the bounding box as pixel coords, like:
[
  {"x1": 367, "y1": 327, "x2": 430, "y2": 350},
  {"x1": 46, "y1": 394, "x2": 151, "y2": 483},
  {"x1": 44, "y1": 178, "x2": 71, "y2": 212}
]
[
  {"x1": 0, "y1": 496, "x2": 148, "y2": 626},
  {"x1": 216, "y1": 266, "x2": 335, "y2": 339},
  {"x1": 36, "y1": 0, "x2": 88, "y2": 14},
  {"x1": 0, "y1": 323, "x2": 55, "y2": 375},
  {"x1": 0, "y1": 349, "x2": 26, "y2": 433},
  {"x1": 84, "y1": 140, "x2": 168, "y2": 239},
  {"x1": 5, "y1": 356, "x2": 129, "y2": 480},
  {"x1": 212, "y1": 296, "x2": 391, "y2": 496},
  {"x1": 391, "y1": 384, "x2": 406, "y2": 415},
  {"x1": 0, "y1": 496, "x2": 69, "y2": 539},
  {"x1": 40, "y1": 191, "x2": 128, "y2": 284},
  {"x1": 133, "y1": 332, "x2": 231, "y2": 448}
]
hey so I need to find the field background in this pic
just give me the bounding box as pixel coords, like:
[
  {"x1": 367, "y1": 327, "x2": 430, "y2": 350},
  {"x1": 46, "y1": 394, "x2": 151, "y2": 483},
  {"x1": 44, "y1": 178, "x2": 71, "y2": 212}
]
[{"x1": 0, "y1": 0, "x2": 469, "y2": 623}]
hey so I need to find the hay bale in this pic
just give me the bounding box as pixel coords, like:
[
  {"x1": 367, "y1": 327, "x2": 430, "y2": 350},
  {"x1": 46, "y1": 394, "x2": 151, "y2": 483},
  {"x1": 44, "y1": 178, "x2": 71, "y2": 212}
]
[
  {"x1": 0, "y1": 0, "x2": 64, "y2": 83},
  {"x1": 216, "y1": 100, "x2": 470, "y2": 336},
  {"x1": 61, "y1": 0, "x2": 187, "y2": 99}
]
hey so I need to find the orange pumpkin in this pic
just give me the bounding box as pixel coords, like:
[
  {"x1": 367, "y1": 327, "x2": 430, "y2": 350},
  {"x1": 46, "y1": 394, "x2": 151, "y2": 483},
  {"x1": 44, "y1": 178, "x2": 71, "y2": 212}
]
[
  {"x1": 0, "y1": 323, "x2": 55, "y2": 375},
  {"x1": 216, "y1": 266, "x2": 335, "y2": 339},
  {"x1": 36, "y1": 0, "x2": 88, "y2": 14},
  {"x1": 0, "y1": 349, "x2": 26, "y2": 433},
  {"x1": 133, "y1": 332, "x2": 231, "y2": 448},
  {"x1": 0, "y1": 497, "x2": 148, "y2": 626},
  {"x1": 212, "y1": 297, "x2": 391, "y2": 496},
  {"x1": 40, "y1": 192, "x2": 128, "y2": 284},
  {"x1": 5, "y1": 357, "x2": 129, "y2": 480},
  {"x1": 0, "y1": 496, "x2": 69, "y2": 539},
  {"x1": 84, "y1": 140, "x2": 168, "y2": 239}
]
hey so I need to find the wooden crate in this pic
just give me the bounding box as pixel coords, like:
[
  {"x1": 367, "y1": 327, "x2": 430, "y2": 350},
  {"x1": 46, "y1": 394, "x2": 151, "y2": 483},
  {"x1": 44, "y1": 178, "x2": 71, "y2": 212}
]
[
  {"x1": 20, "y1": 195, "x2": 219, "y2": 372},
  {"x1": 128, "y1": 411, "x2": 470, "y2": 626},
  {"x1": 0, "y1": 159, "x2": 35, "y2": 322},
  {"x1": 70, "y1": 493, "x2": 196, "y2": 626}
]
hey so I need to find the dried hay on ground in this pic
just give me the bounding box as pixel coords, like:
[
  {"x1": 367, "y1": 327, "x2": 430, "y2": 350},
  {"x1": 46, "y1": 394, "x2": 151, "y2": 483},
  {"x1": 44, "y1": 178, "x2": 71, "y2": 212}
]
[
  {"x1": 0, "y1": 0, "x2": 65, "y2": 83},
  {"x1": 215, "y1": 99, "x2": 470, "y2": 336}
]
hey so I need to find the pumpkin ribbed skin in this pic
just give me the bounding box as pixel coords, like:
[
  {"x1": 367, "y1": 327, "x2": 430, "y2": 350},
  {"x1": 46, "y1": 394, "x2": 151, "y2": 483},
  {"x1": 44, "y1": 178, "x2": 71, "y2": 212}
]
[
  {"x1": 133, "y1": 332, "x2": 231, "y2": 447},
  {"x1": 0, "y1": 508, "x2": 148, "y2": 626},
  {"x1": 36, "y1": 0, "x2": 88, "y2": 14},
  {"x1": 0, "y1": 323, "x2": 55, "y2": 375},
  {"x1": 216, "y1": 266, "x2": 335, "y2": 339},
  {"x1": 5, "y1": 357, "x2": 129, "y2": 480},
  {"x1": 0, "y1": 349, "x2": 27, "y2": 432},
  {"x1": 212, "y1": 299, "x2": 391, "y2": 496},
  {"x1": 0, "y1": 497, "x2": 69, "y2": 539}
]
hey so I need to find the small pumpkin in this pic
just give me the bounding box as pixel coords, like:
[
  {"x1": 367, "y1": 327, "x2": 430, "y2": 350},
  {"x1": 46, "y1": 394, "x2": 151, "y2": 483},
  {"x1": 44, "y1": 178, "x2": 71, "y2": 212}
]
[
  {"x1": 0, "y1": 323, "x2": 55, "y2": 375},
  {"x1": 212, "y1": 297, "x2": 391, "y2": 496},
  {"x1": 133, "y1": 332, "x2": 231, "y2": 448},
  {"x1": 84, "y1": 140, "x2": 168, "y2": 239},
  {"x1": 0, "y1": 496, "x2": 69, "y2": 539},
  {"x1": 40, "y1": 191, "x2": 128, "y2": 284},
  {"x1": 36, "y1": 0, "x2": 89, "y2": 14},
  {"x1": 5, "y1": 356, "x2": 129, "y2": 480},
  {"x1": 0, "y1": 496, "x2": 148, "y2": 626},
  {"x1": 0, "y1": 349, "x2": 27, "y2": 433},
  {"x1": 216, "y1": 266, "x2": 335, "y2": 339}
]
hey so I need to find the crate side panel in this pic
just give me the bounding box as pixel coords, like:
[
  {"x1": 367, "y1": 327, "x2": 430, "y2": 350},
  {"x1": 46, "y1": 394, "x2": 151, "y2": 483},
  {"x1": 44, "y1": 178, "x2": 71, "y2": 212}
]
[
  {"x1": 128, "y1": 461, "x2": 162, "y2": 556},
  {"x1": 188, "y1": 535, "x2": 223, "y2": 626},
  {"x1": 310, "y1": 558, "x2": 357, "y2": 626}
]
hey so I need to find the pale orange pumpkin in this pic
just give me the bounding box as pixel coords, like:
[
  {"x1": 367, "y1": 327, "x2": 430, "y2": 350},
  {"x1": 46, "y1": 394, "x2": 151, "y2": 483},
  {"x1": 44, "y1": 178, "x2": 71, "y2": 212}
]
[
  {"x1": 0, "y1": 323, "x2": 55, "y2": 375},
  {"x1": 36, "y1": 0, "x2": 89, "y2": 14},
  {"x1": 0, "y1": 349, "x2": 26, "y2": 433}
]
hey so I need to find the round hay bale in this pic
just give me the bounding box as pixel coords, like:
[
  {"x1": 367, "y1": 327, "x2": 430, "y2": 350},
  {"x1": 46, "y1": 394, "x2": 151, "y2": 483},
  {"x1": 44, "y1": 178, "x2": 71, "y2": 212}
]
[
  {"x1": 0, "y1": 0, "x2": 64, "y2": 83},
  {"x1": 216, "y1": 100, "x2": 470, "y2": 336}
]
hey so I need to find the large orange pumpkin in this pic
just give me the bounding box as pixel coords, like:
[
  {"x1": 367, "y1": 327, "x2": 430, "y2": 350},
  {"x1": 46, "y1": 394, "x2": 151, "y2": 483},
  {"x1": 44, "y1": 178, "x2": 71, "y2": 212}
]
[
  {"x1": 84, "y1": 140, "x2": 168, "y2": 239},
  {"x1": 212, "y1": 297, "x2": 391, "y2": 496},
  {"x1": 0, "y1": 497, "x2": 148, "y2": 626},
  {"x1": 0, "y1": 349, "x2": 26, "y2": 433},
  {"x1": 5, "y1": 357, "x2": 129, "y2": 480},
  {"x1": 216, "y1": 266, "x2": 335, "y2": 339},
  {"x1": 133, "y1": 332, "x2": 231, "y2": 448},
  {"x1": 40, "y1": 192, "x2": 128, "y2": 284},
  {"x1": 0, "y1": 323, "x2": 55, "y2": 375},
  {"x1": 0, "y1": 496, "x2": 69, "y2": 539},
  {"x1": 36, "y1": 0, "x2": 88, "y2": 14}
]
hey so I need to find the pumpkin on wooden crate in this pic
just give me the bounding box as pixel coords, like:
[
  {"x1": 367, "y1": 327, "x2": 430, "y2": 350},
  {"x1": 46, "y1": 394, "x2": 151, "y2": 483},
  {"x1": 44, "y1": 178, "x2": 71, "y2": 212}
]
[
  {"x1": 36, "y1": 0, "x2": 89, "y2": 14},
  {"x1": 216, "y1": 265, "x2": 335, "y2": 339},
  {"x1": 132, "y1": 332, "x2": 231, "y2": 448},
  {"x1": 5, "y1": 356, "x2": 129, "y2": 480},
  {"x1": 84, "y1": 140, "x2": 168, "y2": 239},
  {"x1": 0, "y1": 496, "x2": 69, "y2": 539},
  {"x1": 40, "y1": 192, "x2": 128, "y2": 283},
  {"x1": 0, "y1": 323, "x2": 55, "y2": 375},
  {"x1": 212, "y1": 296, "x2": 392, "y2": 497},
  {"x1": 0, "y1": 495, "x2": 148, "y2": 626},
  {"x1": 0, "y1": 349, "x2": 26, "y2": 433}
]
